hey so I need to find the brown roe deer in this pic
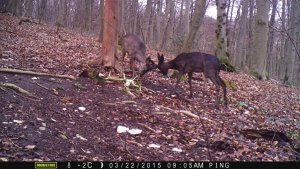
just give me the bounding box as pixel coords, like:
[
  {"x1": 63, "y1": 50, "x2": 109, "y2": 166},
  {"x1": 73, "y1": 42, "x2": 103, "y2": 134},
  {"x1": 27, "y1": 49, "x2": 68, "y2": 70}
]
[
  {"x1": 157, "y1": 52, "x2": 228, "y2": 105},
  {"x1": 122, "y1": 33, "x2": 156, "y2": 77}
]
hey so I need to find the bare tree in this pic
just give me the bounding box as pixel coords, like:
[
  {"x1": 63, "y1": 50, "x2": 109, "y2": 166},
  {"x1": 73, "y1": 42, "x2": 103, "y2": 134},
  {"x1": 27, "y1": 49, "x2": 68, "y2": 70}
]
[
  {"x1": 215, "y1": 0, "x2": 229, "y2": 59},
  {"x1": 282, "y1": 0, "x2": 300, "y2": 84},
  {"x1": 266, "y1": 0, "x2": 278, "y2": 77},
  {"x1": 233, "y1": 0, "x2": 249, "y2": 69},
  {"x1": 252, "y1": 0, "x2": 270, "y2": 79},
  {"x1": 98, "y1": 0, "x2": 104, "y2": 42},
  {"x1": 181, "y1": 0, "x2": 207, "y2": 53},
  {"x1": 90, "y1": 0, "x2": 121, "y2": 71}
]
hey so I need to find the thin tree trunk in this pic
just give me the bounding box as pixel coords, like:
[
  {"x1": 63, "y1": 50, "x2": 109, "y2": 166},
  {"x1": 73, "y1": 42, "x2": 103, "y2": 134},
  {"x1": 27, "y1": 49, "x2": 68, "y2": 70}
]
[
  {"x1": 155, "y1": 0, "x2": 162, "y2": 49},
  {"x1": 216, "y1": 0, "x2": 229, "y2": 59},
  {"x1": 181, "y1": 0, "x2": 207, "y2": 53},
  {"x1": 98, "y1": 0, "x2": 104, "y2": 42},
  {"x1": 278, "y1": 0, "x2": 286, "y2": 79},
  {"x1": 266, "y1": 0, "x2": 278, "y2": 77},
  {"x1": 234, "y1": 0, "x2": 249, "y2": 68},
  {"x1": 246, "y1": 0, "x2": 255, "y2": 71}
]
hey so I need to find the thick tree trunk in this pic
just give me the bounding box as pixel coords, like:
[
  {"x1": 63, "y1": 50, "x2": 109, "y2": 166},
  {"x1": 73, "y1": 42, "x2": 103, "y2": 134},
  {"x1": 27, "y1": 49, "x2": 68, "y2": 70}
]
[
  {"x1": 252, "y1": 0, "x2": 270, "y2": 79},
  {"x1": 90, "y1": 0, "x2": 121, "y2": 71},
  {"x1": 25, "y1": 0, "x2": 33, "y2": 18},
  {"x1": 283, "y1": 0, "x2": 300, "y2": 85},
  {"x1": 38, "y1": 0, "x2": 47, "y2": 23}
]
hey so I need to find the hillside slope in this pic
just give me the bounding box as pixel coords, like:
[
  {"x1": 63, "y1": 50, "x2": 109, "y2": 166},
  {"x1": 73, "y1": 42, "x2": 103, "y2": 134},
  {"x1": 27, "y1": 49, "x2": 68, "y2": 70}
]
[{"x1": 0, "y1": 14, "x2": 299, "y2": 161}]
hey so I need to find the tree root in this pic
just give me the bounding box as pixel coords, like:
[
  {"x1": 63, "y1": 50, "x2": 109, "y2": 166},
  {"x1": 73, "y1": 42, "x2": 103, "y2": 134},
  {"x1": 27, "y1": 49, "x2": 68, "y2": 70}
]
[{"x1": 0, "y1": 68, "x2": 76, "y2": 80}]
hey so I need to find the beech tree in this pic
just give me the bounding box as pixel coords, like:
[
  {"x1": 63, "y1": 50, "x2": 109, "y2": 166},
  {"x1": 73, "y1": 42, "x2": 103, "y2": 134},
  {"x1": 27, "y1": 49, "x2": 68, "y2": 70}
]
[{"x1": 252, "y1": 0, "x2": 270, "y2": 79}]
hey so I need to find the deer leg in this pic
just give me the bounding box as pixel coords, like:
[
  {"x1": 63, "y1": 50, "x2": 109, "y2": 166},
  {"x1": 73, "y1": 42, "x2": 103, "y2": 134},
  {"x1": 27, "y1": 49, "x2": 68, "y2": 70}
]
[
  {"x1": 208, "y1": 73, "x2": 220, "y2": 107},
  {"x1": 202, "y1": 73, "x2": 208, "y2": 96},
  {"x1": 188, "y1": 72, "x2": 193, "y2": 98},
  {"x1": 173, "y1": 71, "x2": 183, "y2": 96},
  {"x1": 130, "y1": 58, "x2": 136, "y2": 77},
  {"x1": 216, "y1": 74, "x2": 228, "y2": 105}
]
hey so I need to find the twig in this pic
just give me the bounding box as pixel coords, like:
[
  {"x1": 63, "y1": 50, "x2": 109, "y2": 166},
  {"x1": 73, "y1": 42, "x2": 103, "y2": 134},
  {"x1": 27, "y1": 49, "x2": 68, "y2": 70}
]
[
  {"x1": 0, "y1": 68, "x2": 76, "y2": 80},
  {"x1": 142, "y1": 86, "x2": 156, "y2": 93},
  {"x1": 137, "y1": 123, "x2": 159, "y2": 134},
  {"x1": 33, "y1": 81, "x2": 51, "y2": 91},
  {"x1": 0, "y1": 83, "x2": 39, "y2": 100}
]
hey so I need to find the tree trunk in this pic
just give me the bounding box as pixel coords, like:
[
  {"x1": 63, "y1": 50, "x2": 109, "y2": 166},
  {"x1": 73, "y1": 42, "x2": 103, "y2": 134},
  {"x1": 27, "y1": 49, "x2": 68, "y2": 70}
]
[
  {"x1": 57, "y1": 0, "x2": 67, "y2": 27},
  {"x1": 283, "y1": 0, "x2": 300, "y2": 85},
  {"x1": 215, "y1": 0, "x2": 228, "y2": 59},
  {"x1": 159, "y1": 0, "x2": 175, "y2": 50},
  {"x1": 155, "y1": 0, "x2": 162, "y2": 49},
  {"x1": 38, "y1": 0, "x2": 47, "y2": 23},
  {"x1": 246, "y1": 0, "x2": 255, "y2": 71},
  {"x1": 181, "y1": 0, "x2": 207, "y2": 53},
  {"x1": 98, "y1": 0, "x2": 104, "y2": 42},
  {"x1": 266, "y1": 0, "x2": 278, "y2": 77},
  {"x1": 183, "y1": 0, "x2": 191, "y2": 36},
  {"x1": 279, "y1": 0, "x2": 286, "y2": 79},
  {"x1": 144, "y1": 0, "x2": 153, "y2": 42},
  {"x1": 233, "y1": 0, "x2": 248, "y2": 69},
  {"x1": 90, "y1": 0, "x2": 121, "y2": 71},
  {"x1": 85, "y1": 0, "x2": 92, "y2": 32},
  {"x1": 25, "y1": 0, "x2": 33, "y2": 18},
  {"x1": 252, "y1": 0, "x2": 270, "y2": 79}
]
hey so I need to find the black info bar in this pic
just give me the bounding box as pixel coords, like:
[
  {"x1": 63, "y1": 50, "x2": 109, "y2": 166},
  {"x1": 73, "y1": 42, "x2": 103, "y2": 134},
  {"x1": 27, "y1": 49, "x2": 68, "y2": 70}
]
[{"x1": 0, "y1": 161, "x2": 299, "y2": 169}]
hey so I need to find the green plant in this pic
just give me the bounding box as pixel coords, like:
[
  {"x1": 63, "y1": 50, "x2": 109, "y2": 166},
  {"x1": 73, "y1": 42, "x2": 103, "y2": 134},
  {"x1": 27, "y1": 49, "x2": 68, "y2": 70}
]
[{"x1": 219, "y1": 56, "x2": 236, "y2": 72}]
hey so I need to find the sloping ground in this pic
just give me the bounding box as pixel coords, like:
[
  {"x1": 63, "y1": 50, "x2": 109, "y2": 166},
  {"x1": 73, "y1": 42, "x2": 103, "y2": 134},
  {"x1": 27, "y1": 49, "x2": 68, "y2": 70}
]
[{"x1": 0, "y1": 14, "x2": 300, "y2": 161}]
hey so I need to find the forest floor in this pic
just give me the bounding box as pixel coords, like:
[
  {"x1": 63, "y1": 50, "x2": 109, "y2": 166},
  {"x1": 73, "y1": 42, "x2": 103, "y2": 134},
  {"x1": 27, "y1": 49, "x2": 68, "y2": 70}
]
[{"x1": 0, "y1": 13, "x2": 300, "y2": 161}]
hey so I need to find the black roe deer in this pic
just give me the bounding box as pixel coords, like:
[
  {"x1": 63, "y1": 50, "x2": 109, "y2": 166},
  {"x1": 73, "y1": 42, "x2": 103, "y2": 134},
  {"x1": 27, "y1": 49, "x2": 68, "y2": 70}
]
[
  {"x1": 122, "y1": 33, "x2": 156, "y2": 77},
  {"x1": 157, "y1": 52, "x2": 228, "y2": 106}
]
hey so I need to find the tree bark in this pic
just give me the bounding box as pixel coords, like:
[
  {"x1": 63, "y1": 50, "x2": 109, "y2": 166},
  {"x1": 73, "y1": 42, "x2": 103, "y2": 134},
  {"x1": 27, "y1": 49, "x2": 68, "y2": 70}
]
[
  {"x1": 98, "y1": 0, "x2": 104, "y2": 42},
  {"x1": 279, "y1": 0, "x2": 286, "y2": 79},
  {"x1": 38, "y1": 0, "x2": 47, "y2": 23},
  {"x1": 144, "y1": 0, "x2": 153, "y2": 42},
  {"x1": 215, "y1": 0, "x2": 228, "y2": 59},
  {"x1": 252, "y1": 0, "x2": 270, "y2": 79},
  {"x1": 266, "y1": 0, "x2": 278, "y2": 77},
  {"x1": 155, "y1": 0, "x2": 162, "y2": 49},
  {"x1": 283, "y1": 0, "x2": 300, "y2": 84},
  {"x1": 25, "y1": 0, "x2": 33, "y2": 18},
  {"x1": 91, "y1": 0, "x2": 121, "y2": 71},
  {"x1": 233, "y1": 0, "x2": 248, "y2": 69}
]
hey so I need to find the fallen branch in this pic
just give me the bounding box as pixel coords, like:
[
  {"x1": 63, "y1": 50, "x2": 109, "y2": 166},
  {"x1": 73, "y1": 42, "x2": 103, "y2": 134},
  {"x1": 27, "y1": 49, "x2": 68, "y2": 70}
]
[
  {"x1": 33, "y1": 81, "x2": 50, "y2": 91},
  {"x1": 178, "y1": 110, "x2": 199, "y2": 119},
  {"x1": 0, "y1": 83, "x2": 39, "y2": 99},
  {"x1": 0, "y1": 68, "x2": 76, "y2": 80},
  {"x1": 156, "y1": 105, "x2": 200, "y2": 119}
]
